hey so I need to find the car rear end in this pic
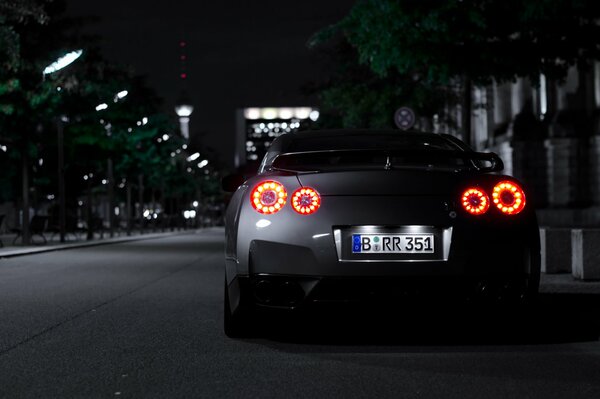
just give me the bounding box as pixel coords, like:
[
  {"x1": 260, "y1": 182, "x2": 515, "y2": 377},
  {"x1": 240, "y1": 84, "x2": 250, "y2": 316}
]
[{"x1": 226, "y1": 131, "x2": 540, "y2": 315}]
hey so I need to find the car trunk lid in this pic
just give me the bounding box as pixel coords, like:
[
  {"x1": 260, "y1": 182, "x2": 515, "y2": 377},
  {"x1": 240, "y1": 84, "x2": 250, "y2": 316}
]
[{"x1": 297, "y1": 170, "x2": 464, "y2": 196}]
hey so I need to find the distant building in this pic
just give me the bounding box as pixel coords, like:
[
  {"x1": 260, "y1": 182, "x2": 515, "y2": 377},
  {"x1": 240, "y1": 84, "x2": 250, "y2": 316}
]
[{"x1": 234, "y1": 107, "x2": 319, "y2": 169}]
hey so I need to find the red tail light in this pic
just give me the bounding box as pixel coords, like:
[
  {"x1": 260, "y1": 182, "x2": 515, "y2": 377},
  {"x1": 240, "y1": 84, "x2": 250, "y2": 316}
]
[
  {"x1": 492, "y1": 181, "x2": 526, "y2": 215},
  {"x1": 461, "y1": 188, "x2": 490, "y2": 215},
  {"x1": 250, "y1": 180, "x2": 287, "y2": 214},
  {"x1": 291, "y1": 187, "x2": 321, "y2": 215}
]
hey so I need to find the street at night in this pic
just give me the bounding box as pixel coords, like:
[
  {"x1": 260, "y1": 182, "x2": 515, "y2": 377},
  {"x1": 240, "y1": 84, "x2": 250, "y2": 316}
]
[
  {"x1": 0, "y1": 229, "x2": 599, "y2": 398},
  {"x1": 4, "y1": 1, "x2": 600, "y2": 397}
]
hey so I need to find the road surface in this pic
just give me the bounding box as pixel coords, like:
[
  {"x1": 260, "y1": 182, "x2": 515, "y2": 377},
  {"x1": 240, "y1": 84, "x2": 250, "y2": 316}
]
[{"x1": 0, "y1": 228, "x2": 599, "y2": 398}]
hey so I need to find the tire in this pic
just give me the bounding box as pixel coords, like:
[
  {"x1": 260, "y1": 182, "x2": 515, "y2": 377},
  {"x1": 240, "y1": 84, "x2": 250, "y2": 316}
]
[
  {"x1": 524, "y1": 247, "x2": 541, "y2": 303},
  {"x1": 224, "y1": 279, "x2": 252, "y2": 338}
]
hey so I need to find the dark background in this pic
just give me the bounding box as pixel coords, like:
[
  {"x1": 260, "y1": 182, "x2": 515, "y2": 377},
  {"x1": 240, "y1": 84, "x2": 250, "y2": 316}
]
[{"x1": 65, "y1": 0, "x2": 356, "y2": 165}]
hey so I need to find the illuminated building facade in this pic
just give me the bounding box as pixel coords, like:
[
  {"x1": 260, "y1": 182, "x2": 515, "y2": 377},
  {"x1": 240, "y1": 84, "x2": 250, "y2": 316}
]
[{"x1": 234, "y1": 107, "x2": 319, "y2": 168}]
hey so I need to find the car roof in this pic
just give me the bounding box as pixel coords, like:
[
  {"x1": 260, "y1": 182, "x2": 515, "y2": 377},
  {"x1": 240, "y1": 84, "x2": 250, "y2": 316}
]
[{"x1": 288, "y1": 128, "x2": 445, "y2": 141}]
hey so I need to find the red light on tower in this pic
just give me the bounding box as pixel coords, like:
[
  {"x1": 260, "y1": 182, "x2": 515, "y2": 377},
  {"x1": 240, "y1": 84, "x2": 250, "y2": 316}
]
[{"x1": 178, "y1": 38, "x2": 188, "y2": 80}]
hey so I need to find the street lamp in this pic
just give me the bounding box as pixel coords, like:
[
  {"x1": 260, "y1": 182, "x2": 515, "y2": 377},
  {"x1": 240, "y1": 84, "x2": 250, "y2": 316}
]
[
  {"x1": 42, "y1": 49, "x2": 83, "y2": 77},
  {"x1": 48, "y1": 50, "x2": 84, "y2": 244},
  {"x1": 20, "y1": 50, "x2": 83, "y2": 246},
  {"x1": 97, "y1": 89, "x2": 128, "y2": 239},
  {"x1": 186, "y1": 152, "x2": 200, "y2": 162},
  {"x1": 197, "y1": 159, "x2": 208, "y2": 168},
  {"x1": 114, "y1": 90, "x2": 128, "y2": 102}
]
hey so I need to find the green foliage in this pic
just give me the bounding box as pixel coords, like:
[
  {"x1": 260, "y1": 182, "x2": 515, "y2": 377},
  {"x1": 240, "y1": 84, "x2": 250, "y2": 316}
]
[
  {"x1": 0, "y1": 0, "x2": 50, "y2": 72},
  {"x1": 319, "y1": 42, "x2": 453, "y2": 128},
  {"x1": 310, "y1": 0, "x2": 600, "y2": 130},
  {"x1": 310, "y1": 31, "x2": 455, "y2": 129},
  {"x1": 0, "y1": 0, "x2": 211, "y2": 212},
  {"x1": 324, "y1": 0, "x2": 600, "y2": 85}
]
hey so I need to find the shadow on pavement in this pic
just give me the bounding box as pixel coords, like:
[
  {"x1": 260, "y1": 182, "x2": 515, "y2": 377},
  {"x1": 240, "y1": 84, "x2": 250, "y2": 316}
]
[{"x1": 241, "y1": 294, "x2": 600, "y2": 349}]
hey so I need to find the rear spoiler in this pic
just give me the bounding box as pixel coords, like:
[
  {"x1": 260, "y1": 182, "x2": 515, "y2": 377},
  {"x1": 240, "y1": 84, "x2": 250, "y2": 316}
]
[{"x1": 270, "y1": 148, "x2": 504, "y2": 173}]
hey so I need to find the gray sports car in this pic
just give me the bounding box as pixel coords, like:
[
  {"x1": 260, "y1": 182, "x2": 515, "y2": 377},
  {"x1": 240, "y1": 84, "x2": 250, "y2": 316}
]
[{"x1": 223, "y1": 130, "x2": 540, "y2": 337}]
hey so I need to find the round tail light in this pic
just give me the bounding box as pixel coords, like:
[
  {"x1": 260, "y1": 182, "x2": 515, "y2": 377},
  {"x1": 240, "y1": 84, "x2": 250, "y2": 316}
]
[
  {"x1": 461, "y1": 188, "x2": 490, "y2": 215},
  {"x1": 492, "y1": 181, "x2": 526, "y2": 215},
  {"x1": 250, "y1": 180, "x2": 287, "y2": 214},
  {"x1": 291, "y1": 187, "x2": 321, "y2": 215}
]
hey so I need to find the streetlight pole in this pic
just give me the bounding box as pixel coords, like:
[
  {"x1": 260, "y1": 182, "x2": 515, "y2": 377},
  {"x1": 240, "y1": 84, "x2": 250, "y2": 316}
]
[
  {"x1": 40, "y1": 49, "x2": 83, "y2": 245},
  {"x1": 57, "y1": 116, "x2": 66, "y2": 242},
  {"x1": 21, "y1": 130, "x2": 30, "y2": 245},
  {"x1": 126, "y1": 183, "x2": 132, "y2": 236},
  {"x1": 96, "y1": 90, "x2": 127, "y2": 239},
  {"x1": 107, "y1": 158, "x2": 115, "y2": 238},
  {"x1": 138, "y1": 174, "x2": 144, "y2": 234}
]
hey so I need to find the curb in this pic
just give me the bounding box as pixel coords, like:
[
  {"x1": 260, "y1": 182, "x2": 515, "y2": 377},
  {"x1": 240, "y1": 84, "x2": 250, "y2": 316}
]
[
  {"x1": 0, "y1": 230, "x2": 195, "y2": 259},
  {"x1": 539, "y1": 273, "x2": 600, "y2": 295}
]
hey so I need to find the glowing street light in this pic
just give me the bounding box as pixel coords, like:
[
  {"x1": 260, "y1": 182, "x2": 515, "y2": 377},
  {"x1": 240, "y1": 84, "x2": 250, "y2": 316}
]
[
  {"x1": 186, "y1": 152, "x2": 200, "y2": 162},
  {"x1": 309, "y1": 110, "x2": 320, "y2": 121},
  {"x1": 116, "y1": 90, "x2": 128, "y2": 99},
  {"x1": 43, "y1": 49, "x2": 83, "y2": 76},
  {"x1": 197, "y1": 159, "x2": 209, "y2": 168},
  {"x1": 95, "y1": 103, "x2": 108, "y2": 111}
]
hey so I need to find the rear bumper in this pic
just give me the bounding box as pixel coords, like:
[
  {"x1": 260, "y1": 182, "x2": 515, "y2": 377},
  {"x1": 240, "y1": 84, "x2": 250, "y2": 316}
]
[
  {"x1": 232, "y1": 272, "x2": 538, "y2": 311},
  {"x1": 230, "y1": 225, "x2": 541, "y2": 312},
  {"x1": 248, "y1": 233, "x2": 538, "y2": 277}
]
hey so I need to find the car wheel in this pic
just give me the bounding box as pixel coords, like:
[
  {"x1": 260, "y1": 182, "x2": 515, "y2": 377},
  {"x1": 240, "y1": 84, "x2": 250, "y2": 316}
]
[{"x1": 224, "y1": 279, "x2": 252, "y2": 338}]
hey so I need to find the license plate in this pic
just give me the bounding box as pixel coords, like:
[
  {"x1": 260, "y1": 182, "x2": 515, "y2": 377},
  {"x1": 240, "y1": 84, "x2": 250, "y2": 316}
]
[{"x1": 352, "y1": 234, "x2": 434, "y2": 254}]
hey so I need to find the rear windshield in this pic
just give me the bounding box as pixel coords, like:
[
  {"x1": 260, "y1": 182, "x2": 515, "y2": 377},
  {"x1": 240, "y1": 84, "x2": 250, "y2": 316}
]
[{"x1": 272, "y1": 149, "x2": 478, "y2": 172}]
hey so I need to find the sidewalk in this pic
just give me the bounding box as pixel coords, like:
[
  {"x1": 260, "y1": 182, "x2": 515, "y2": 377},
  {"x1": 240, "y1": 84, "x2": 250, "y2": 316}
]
[
  {"x1": 540, "y1": 273, "x2": 600, "y2": 295},
  {"x1": 0, "y1": 228, "x2": 192, "y2": 259}
]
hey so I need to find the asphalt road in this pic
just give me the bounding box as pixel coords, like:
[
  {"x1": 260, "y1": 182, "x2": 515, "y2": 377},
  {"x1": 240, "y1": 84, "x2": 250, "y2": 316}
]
[{"x1": 0, "y1": 228, "x2": 599, "y2": 398}]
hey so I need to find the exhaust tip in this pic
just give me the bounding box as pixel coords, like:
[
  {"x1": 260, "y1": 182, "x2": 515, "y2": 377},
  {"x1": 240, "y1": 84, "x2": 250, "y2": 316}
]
[
  {"x1": 253, "y1": 279, "x2": 306, "y2": 307},
  {"x1": 254, "y1": 280, "x2": 275, "y2": 304},
  {"x1": 278, "y1": 280, "x2": 305, "y2": 306}
]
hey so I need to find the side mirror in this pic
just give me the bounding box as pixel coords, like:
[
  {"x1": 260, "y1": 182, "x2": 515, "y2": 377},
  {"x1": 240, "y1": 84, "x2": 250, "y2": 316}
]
[{"x1": 221, "y1": 174, "x2": 245, "y2": 192}]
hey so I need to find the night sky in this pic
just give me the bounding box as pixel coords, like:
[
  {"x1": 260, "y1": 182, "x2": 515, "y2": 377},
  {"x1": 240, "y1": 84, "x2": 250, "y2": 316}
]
[{"x1": 65, "y1": 0, "x2": 356, "y2": 167}]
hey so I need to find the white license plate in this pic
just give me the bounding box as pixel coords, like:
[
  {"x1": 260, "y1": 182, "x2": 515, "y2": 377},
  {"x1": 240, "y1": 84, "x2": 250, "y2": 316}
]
[{"x1": 351, "y1": 234, "x2": 434, "y2": 254}]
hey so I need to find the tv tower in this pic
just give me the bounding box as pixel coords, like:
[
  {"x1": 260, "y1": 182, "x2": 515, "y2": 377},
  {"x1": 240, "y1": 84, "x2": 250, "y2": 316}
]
[{"x1": 175, "y1": 37, "x2": 193, "y2": 140}]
